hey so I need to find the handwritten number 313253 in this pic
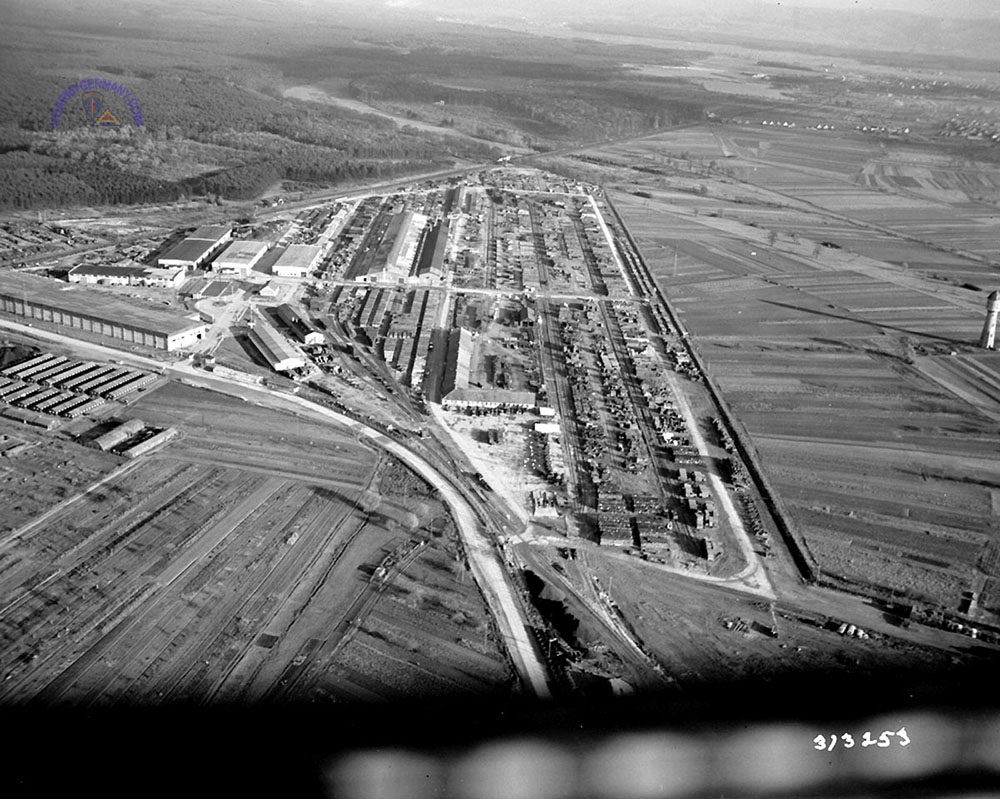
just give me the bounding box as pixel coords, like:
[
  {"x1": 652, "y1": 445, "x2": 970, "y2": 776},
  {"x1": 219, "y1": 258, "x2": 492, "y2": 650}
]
[{"x1": 813, "y1": 728, "x2": 910, "y2": 751}]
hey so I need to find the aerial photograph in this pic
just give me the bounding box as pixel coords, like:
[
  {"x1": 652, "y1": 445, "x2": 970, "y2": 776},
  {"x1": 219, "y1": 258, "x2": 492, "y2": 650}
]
[{"x1": 1, "y1": 0, "x2": 999, "y2": 796}]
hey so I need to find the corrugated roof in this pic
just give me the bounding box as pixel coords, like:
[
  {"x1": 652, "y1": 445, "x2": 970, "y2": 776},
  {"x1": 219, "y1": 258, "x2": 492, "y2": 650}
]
[
  {"x1": 189, "y1": 225, "x2": 232, "y2": 241},
  {"x1": 158, "y1": 238, "x2": 218, "y2": 264},
  {"x1": 70, "y1": 265, "x2": 147, "y2": 278},
  {"x1": 0, "y1": 272, "x2": 206, "y2": 336},
  {"x1": 216, "y1": 240, "x2": 269, "y2": 266},
  {"x1": 272, "y1": 244, "x2": 322, "y2": 270},
  {"x1": 249, "y1": 315, "x2": 304, "y2": 370}
]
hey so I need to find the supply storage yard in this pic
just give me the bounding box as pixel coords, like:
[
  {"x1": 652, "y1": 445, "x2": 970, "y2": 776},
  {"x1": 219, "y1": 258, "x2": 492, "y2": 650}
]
[
  {"x1": 322, "y1": 171, "x2": 761, "y2": 585},
  {"x1": 539, "y1": 124, "x2": 1000, "y2": 622},
  {"x1": 2, "y1": 152, "x2": 1000, "y2": 703}
]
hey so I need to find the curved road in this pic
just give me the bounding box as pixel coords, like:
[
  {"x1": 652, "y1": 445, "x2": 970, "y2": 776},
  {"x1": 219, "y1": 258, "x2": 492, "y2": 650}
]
[{"x1": 0, "y1": 318, "x2": 552, "y2": 699}]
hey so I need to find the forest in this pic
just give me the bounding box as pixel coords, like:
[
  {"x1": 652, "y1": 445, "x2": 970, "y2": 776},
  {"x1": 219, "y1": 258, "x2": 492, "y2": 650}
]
[
  {"x1": 0, "y1": 70, "x2": 495, "y2": 211},
  {"x1": 0, "y1": 4, "x2": 711, "y2": 212}
]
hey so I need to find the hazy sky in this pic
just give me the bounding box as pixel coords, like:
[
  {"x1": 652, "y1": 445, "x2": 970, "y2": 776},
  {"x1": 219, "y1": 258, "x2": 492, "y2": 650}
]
[{"x1": 421, "y1": 0, "x2": 995, "y2": 19}]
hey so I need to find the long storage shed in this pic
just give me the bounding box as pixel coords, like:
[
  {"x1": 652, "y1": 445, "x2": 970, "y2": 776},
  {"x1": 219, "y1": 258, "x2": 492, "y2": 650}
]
[{"x1": 1, "y1": 353, "x2": 59, "y2": 377}]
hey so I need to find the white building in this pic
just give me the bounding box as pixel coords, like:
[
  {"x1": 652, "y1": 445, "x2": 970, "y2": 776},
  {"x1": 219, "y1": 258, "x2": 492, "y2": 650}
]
[
  {"x1": 141, "y1": 266, "x2": 186, "y2": 289},
  {"x1": 214, "y1": 240, "x2": 269, "y2": 278},
  {"x1": 248, "y1": 312, "x2": 306, "y2": 372},
  {"x1": 68, "y1": 265, "x2": 146, "y2": 286},
  {"x1": 272, "y1": 244, "x2": 323, "y2": 278},
  {"x1": 67, "y1": 264, "x2": 185, "y2": 289}
]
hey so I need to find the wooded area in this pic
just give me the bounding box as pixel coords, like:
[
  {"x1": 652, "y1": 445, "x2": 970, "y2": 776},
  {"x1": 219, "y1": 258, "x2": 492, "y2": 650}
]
[{"x1": 0, "y1": 72, "x2": 494, "y2": 210}]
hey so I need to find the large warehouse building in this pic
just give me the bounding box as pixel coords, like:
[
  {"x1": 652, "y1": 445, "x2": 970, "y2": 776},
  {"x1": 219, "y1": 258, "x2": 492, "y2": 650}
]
[
  {"x1": 157, "y1": 225, "x2": 232, "y2": 270},
  {"x1": 272, "y1": 244, "x2": 323, "y2": 278},
  {"x1": 0, "y1": 272, "x2": 208, "y2": 351},
  {"x1": 214, "y1": 240, "x2": 269, "y2": 278},
  {"x1": 248, "y1": 310, "x2": 306, "y2": 372}
]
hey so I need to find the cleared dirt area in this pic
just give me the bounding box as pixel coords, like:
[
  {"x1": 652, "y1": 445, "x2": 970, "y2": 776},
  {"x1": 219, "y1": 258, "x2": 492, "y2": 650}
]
[
  {"x1": 579, "y1": 546, "x2": 974, "y2": 686},
  {"x1": 0, "y1": 382, "x2": 511, "y2": 704}
]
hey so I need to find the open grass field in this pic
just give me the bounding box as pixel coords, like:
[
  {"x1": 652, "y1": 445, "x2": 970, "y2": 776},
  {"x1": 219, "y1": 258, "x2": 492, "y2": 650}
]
[
  {"x1": 588, "y1": 125, "x2": 1000, "y2": 619},
  {"x1": 0, "y1": 382, "x2": 511, "y2": 703}
]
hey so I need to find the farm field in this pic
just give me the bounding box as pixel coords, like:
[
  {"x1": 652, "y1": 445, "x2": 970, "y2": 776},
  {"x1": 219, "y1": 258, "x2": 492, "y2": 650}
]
[
  {"x1": 0, "y1": 382, "x2": 511, "y2": 703},
  {"x1": 0, "y1": 417, "x2": 120, "y2": 536},
  {"x1": 592, "y1": 126, "x2": 1000, "y2": 621},
  {"x1": 588, "y1": 125, "x2": 1000, "y2": 279}
]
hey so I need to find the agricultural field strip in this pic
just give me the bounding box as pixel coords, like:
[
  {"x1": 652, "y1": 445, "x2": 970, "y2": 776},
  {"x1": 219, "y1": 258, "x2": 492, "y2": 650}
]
[
  {"x1": 753, "y1": 433, "x2": 1000, "y2": 469},
  {"x1": 614, "y1": 130, "x2": 998, "y2": 277},
  {"x1": 123, "y1": 486, "x2": 360, "y2": 704},
  {"x1": 668, "y1": 212, "x2": 982, "y2": 315},
  {"x1": 772, "y1": 480, "x2": 992, "y2": 541},
  {"x1": 633, "y1": 224, "x2": 986, "y2": 349},
  {"x1": 0, "y1": 459, "x2": 144, "y2": 554},
  {"x1": 101, "y1": 483, "x2": 361, "y2": 704},
  {"x1": 2, "y1": 474, "x2": 286, "y2": 703},
  {"x1": 913, "y1": 359, "x2": 1000, "y2": 422},
  {"x1": 29, "y1": 479, "x2": 350, "y2": 704},
  {"x1": 153, "y1": 453, "x2": 374, "y2": 490},
  {"x1": 209, "y1": 505, "x2": 377, "y2": 703},
  {"x1": 735, "y1": 149, "x2": 1000, "y2": 262},
  {"x1": 0, "y1": 461, "x2": 204, "y2": 620},
  {"x1": 262, "y1": 534, "x2": 432, "y2": 702}
]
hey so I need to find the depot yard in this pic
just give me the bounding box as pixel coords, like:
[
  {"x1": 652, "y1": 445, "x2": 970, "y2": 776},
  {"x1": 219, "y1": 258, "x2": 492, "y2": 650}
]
[
  {"x1": 0, "y1": 382, "x2": 510, "y2": 703},
  {"x1": 585, "y1": 123, "x2": 1000, "y2": 621}
]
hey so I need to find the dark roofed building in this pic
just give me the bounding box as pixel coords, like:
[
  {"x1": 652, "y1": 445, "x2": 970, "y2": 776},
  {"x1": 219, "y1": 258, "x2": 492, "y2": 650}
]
[
  {"x1": 157, "y1": 238, "x2": 220, "y2": 269},
  {"x1": 274, "y1": 304, "x2": 325, "y2": 345}
]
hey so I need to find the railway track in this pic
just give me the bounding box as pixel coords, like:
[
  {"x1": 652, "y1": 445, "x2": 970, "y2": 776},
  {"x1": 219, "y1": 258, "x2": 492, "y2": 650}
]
[{"x1": 260, "y1": 529, "x2": 427, "y2": 702}]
